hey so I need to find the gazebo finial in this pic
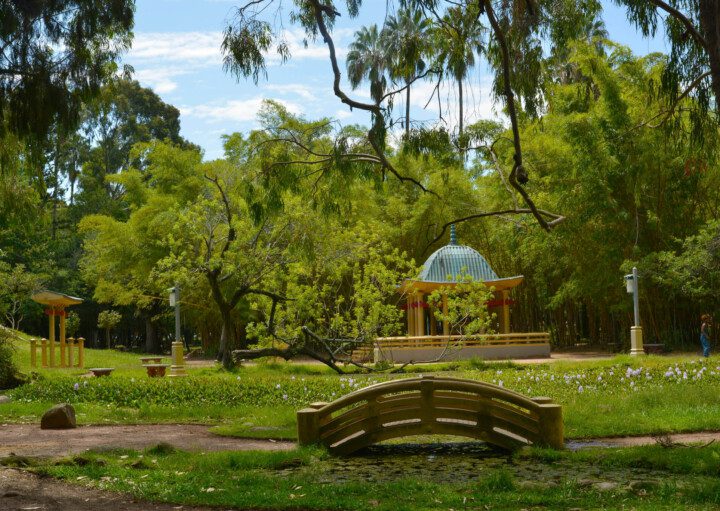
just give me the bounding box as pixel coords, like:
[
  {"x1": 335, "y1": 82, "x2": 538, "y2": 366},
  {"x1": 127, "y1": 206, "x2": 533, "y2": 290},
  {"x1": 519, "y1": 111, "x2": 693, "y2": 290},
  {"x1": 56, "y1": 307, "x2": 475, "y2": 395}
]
[{"x1": 450, "y1": 224, "x2": 458, "y2": 245}]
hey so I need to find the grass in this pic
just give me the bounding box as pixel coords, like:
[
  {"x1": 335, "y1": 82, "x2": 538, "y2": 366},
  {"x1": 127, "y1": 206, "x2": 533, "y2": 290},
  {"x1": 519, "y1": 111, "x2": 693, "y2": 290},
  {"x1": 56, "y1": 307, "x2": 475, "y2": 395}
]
[
  {"x1": 4, "y1": 328, "x2": 720, "y2": 440},
  {"x1": 22, "y1": 443, "x2": 720, "y2": 510}
]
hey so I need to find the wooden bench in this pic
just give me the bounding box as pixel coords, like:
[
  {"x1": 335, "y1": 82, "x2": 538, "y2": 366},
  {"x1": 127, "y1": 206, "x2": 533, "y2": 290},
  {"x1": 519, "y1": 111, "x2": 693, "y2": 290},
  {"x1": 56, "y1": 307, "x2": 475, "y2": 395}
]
[
  {"x1": 143, "y1": 364, "x2": 170, "y2": 377},
  {"x1": 140, "y1": 357, "x2": 164, "y2": 364},
  {"x1": 88, "y1": 367, "x2": 114, "y2": 377}
]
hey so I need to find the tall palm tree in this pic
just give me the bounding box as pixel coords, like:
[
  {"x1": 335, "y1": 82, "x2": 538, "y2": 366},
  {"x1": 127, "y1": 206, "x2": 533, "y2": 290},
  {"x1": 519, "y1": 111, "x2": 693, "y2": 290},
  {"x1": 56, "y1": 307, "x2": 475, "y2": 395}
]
[
  {"x1": 431, "y1": 5, "x2": 485, "y2": 141},
  {"x1": 384, "y1": 7, "x2": 431, "y2": 140},
  {"x1": 346, "y1": 24, "x2": 390, "y2": 104}
]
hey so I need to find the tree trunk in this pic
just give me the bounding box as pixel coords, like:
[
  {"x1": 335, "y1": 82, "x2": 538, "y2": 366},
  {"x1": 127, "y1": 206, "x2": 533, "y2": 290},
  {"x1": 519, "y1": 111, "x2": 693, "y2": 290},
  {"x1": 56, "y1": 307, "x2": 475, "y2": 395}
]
[
  {"x1": 145, "y1": 317, "x2": 160, "y2": 354},
  {"x1": 405, "y1": 82, "x2": 411, "y2": 140},
  {"x1": 105, "y1": 328, "x2": 111, "y2": 349},
  {"x1": 699, "y1": 0, "x2": 720, "y2": 104},
  {"x1": 217, "y1": 311, "x2": 235, "y2": 370},
  {"x1": 458, "y1": 78, "x2": 464, "y2": 139}
]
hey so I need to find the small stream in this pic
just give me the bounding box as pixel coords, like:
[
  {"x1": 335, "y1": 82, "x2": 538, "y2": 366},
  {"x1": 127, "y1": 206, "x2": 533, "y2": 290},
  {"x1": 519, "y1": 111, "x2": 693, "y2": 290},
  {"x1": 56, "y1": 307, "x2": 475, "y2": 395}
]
[{"x1": 279, "y1": 441, "x2": 666, "y2": 488}]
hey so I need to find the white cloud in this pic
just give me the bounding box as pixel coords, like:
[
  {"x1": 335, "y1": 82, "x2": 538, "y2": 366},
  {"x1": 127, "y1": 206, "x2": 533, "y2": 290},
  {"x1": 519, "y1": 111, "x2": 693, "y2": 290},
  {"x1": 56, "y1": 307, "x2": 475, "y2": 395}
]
[
  {"x1": 263, "y1": 83, "x2": 317, "y2": 101},
  {"x1": 133, "y1": 66, "x2": 188, "y2": 93},
  {"x1": 129, "y1": 32, "x2": 224, "y2": 65},
  {"x1": 182, "y1": 97, "x2": 302, "y2": 123},
  {"x1": 335, "y1": 108, "x2": 353, "y2": 120}
]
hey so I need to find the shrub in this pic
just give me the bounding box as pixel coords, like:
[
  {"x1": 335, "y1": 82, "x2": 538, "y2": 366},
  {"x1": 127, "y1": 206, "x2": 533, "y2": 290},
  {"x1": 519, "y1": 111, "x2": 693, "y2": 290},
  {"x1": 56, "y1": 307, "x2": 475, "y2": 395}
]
[{"x1": 0, "y1": 327, "x2": 23, "y2": 389}]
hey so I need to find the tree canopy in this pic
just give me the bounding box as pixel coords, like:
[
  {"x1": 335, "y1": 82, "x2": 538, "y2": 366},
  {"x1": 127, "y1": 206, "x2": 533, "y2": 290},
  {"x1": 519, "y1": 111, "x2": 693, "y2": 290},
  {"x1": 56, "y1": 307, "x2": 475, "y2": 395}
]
[{"x1": 0, "y1": 0, "x2": 135, "y2": 144}]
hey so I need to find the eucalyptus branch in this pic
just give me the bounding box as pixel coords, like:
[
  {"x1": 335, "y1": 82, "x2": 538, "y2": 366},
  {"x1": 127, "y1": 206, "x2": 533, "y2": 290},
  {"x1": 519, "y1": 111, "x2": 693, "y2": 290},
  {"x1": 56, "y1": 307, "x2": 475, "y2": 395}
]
[
  {"x1": 423, "y1": 208, "x2": 565, "y2": 255},
  {"x1": 646, "y1": 0, "x2": 708, "y2": 49},
  {"x1": 204, "y1": 174, "x2": 236, "y2": 272},
  {"x1": 482, "y1": 0, "x2": 550, "y2": 231},
  {"x1": 308, "y1": 0, "x2": 437, "y2": 196}
]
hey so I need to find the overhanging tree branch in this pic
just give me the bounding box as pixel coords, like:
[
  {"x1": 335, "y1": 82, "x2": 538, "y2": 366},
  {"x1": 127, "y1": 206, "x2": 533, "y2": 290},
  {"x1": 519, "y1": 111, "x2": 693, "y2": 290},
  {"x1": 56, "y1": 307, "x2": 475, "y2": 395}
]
[{"x1": 482, "y1": 0, "x2": 550, "y2": 231}]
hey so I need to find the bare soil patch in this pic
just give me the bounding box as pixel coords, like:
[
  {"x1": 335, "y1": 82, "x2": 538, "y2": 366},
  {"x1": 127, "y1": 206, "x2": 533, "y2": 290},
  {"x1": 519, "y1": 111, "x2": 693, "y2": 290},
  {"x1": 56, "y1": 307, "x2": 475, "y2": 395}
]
[
  {"x1": 0, "y1": 467, "x2": 249, "y2": 511},
  {"x1": 0, "y1": 424, "x2": 294, "y2": 458}
]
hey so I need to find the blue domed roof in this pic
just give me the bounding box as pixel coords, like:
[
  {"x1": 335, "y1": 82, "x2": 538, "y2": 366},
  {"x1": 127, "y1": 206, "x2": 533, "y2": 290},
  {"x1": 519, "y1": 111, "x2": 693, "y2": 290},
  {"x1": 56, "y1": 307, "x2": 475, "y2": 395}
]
[
  {"x1": 418, "y1": 225, "x2": 498, "y2": 283},
  {"x1": 419, "y1": 243, "x2": 499, "y2": 283}
]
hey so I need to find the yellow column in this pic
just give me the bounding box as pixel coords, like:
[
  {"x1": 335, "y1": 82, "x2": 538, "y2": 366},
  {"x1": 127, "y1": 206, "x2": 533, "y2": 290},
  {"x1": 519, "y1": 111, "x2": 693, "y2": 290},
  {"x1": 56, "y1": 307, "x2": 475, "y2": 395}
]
[
  {"x1": 406, "y1": 295, "x2": 414, "y2": 336},
  {"x1": 415, "y1": 293, "x2": 424, "y2": 336},
  {"x1": 501, "y1": 290, "x2": 510, "y2": 334},
  {"x1": 67, "y1": 337, "x2": 74, "y2": 368},
  {"x1": 41, "y1": 338, "x2": 48, "y2": 367},
  {"x1": 48, "y1": 310, "x2": 56, "y2": 367},
  {"x1": 429, "y1": 306, "x2": 437, "y2": 336},
  {"x1": 30, "y1": 338, "x2": 37, "y2": 368},
  {"x1": 169, "y1": 341, "x2": 187, "y2": 377},
  {"x1": 442, "y1": 294, "x2": 450, "y2": 337},
  {"x1": 77, "y1": 337, "x2": 85, "y2": 368},
  {"x1": 59, "y1": 309, "x2": 66, "y2": 368}
]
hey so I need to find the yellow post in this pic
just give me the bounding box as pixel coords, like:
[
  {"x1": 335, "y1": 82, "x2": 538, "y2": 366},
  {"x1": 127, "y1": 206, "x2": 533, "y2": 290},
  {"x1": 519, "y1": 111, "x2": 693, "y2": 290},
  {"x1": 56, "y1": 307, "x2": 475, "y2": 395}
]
[
  {"x1": 537, "y1": 403, "x2": 564, "y2": 449},
  {"x1": 41, "y1": 338, "x2": 48, "y2": 367},
  {"x1": 406, "y1": 295, "x2": 414, "y2": 337},
  {"x1": 59, "y1": 309, "x2": 66, "y2": 368},
  {"x1": 429, "y1": 306, "x2": 437, "y2": 336},
  {"x1": 77, "y1": 337, "x2": 85, "y2": 368},
  {"x1": 501, "y1": 290, "x2": 510, "y2": 334},
  {"x1": 169, "y1": 341, "x2": 187, "y2": 377},
  {"x1": 442, "y1": 293, "x2": 450, "y2": 337},
  {"x1": 67, "y1": 337, "x2": 74, "y2": 368},
  {"x1": 415, "y1": 293, "x2": 424, "y2": 337},
  {"x1": 48, "y1": 309, "x2": 56, "y2": 367},
  {"x1": 30, "y1": 338, "x2": 37, "y2": 368}
]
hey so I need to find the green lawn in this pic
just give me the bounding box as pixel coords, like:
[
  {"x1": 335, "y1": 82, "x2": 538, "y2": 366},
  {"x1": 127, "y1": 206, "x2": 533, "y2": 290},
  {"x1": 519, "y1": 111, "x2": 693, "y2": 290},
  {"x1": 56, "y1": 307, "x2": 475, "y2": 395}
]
[
  {"x1": 5, "y1": 330, "x2": 720, "y2": 509},
  {"x1": 4, "y1": 330, "x2": 720, "y2": 439},
  {"x1": 20, "y1": 442, "x2": 720, "y2": 510}
]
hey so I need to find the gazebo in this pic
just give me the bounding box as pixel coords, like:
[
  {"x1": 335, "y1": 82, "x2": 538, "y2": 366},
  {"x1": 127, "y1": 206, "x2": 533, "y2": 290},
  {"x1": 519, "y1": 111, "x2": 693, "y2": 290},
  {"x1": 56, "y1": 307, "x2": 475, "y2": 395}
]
[
  {"x1": 31, "y1": 290, "x2": 84, "y2": 368},
  {"x1": 372, "y1": 226, "x2": 550, "y2": 362}
]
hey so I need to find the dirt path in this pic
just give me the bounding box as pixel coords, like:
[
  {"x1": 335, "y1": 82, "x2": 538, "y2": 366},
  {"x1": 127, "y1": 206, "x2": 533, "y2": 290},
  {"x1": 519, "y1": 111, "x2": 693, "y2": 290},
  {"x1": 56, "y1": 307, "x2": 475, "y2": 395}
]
[
  {"x1": 0, "y1": 468, "x2": 251, "y2": 511},
  {"x1": 2, "y1": 424, "x2": 720, "y2": 511},
  {"x1": 568, "y1": 431, "x2": 720, "y2": 449},
  {"x1": 3, "y1": 422, "x2": 720, "y2": 460},
  {"x1": 0, "y1": 424, "x2": 294, "y2": 458}
]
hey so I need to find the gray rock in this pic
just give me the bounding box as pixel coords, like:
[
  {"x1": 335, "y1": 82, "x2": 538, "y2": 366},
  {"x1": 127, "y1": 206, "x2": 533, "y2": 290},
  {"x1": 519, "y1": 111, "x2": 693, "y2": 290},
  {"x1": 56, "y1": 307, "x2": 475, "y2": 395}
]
[
  {"x1": 0, "y1": 395, "x2": 10, "y2": 404},
  {"x1": 40, "y1": 403, "x2": 77, "y2": 430}
]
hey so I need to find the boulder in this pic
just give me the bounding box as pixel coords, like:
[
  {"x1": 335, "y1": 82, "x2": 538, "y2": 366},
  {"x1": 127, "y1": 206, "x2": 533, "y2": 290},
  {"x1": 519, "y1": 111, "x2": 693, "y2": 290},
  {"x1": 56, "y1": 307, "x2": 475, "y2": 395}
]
[
  {"x1": 0, "y1": 395, "x2": 11, "y2": 404},
  {"x1": 40, "y1": 403, "x2": 77, "y2": 429}
]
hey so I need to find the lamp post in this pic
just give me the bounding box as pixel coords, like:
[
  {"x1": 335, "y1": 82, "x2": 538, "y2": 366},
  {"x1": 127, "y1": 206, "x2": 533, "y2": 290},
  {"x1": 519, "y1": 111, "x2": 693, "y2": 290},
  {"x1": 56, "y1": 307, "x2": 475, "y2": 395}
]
[
  {"x1": 168, "y1": 285, "x2": 187, "y2": 377},
  {"x1": 625, "y1": 267, "x2": 644, "y2": 356}
]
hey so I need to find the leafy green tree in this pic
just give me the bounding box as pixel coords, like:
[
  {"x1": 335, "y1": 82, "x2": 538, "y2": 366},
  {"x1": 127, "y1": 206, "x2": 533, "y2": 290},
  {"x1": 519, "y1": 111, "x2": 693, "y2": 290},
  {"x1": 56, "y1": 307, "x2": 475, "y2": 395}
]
[
  {"x1": 76, "y1": 78, "x2": 199, "y2": 218},
  {"x1": 0, "y1": 262, "x2": 44, "y2": 330},
  {"x1": 617, "y1": 0, "x2": 720, "y2": 120},
  {"x1": 80, "y1": 141, "x2": 205, "y2": 353},
  {"x1": 97, "y1": 310, "x2": 122, "y2": 348},
  {"x1": 0, "y1": 0, "x2": 134, "y2": 143},
  {"x1": 65, "y1": 311, "x2": 81, "y2": 338}
]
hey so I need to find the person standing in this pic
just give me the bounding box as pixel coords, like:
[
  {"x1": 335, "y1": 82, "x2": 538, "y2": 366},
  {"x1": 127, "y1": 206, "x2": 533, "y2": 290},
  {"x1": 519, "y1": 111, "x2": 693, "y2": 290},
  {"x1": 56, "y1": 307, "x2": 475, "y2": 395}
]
[{"x1": 700, "y1": 314, "x2": 712, "y2": 358}]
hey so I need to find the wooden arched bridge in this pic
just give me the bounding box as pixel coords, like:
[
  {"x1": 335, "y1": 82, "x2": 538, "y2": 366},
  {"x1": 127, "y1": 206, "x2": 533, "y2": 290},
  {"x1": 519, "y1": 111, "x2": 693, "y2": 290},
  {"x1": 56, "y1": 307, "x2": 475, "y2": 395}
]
[{"x1": 297, "y1": 376, "x2": 563, "y2": 455}]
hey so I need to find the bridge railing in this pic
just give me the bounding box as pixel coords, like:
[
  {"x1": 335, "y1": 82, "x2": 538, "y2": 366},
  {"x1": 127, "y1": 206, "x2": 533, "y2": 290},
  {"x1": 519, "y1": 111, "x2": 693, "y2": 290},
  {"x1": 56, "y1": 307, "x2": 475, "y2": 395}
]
[{"x1": 297, "y1": 375, "x2": 563, "y2": 455}]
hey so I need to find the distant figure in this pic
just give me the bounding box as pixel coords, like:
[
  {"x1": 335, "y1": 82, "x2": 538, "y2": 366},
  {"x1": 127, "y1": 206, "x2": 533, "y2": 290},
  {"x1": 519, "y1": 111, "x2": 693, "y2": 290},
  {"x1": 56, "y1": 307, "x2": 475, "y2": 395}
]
[{"x1": 700, "y1": 314, "x2": 712, "y2": 358}]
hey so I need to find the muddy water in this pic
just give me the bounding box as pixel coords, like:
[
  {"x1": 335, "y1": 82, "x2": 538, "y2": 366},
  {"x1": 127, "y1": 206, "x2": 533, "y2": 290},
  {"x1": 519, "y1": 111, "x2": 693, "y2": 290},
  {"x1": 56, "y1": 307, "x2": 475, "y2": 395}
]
[{"x1": 281, "y1": 441, "x2": 665, "y2": 487}]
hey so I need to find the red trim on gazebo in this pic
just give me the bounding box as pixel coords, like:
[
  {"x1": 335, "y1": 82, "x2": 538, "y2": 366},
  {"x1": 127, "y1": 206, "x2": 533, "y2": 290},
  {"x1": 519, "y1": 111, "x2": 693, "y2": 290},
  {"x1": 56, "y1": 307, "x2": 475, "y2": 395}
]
[
  {"x1": 400, "y1": 302, "x2": 430, "y2": 310},
  {"x1": 486, "y1": 298, "x2": 516, "y2": 308}
]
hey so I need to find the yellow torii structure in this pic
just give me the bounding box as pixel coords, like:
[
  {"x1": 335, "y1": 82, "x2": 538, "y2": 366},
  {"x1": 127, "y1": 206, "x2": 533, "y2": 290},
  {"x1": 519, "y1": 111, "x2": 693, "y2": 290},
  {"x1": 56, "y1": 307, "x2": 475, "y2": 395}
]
[{"x1": 31, "y1": 290, "x2": 84, "y2": 368}]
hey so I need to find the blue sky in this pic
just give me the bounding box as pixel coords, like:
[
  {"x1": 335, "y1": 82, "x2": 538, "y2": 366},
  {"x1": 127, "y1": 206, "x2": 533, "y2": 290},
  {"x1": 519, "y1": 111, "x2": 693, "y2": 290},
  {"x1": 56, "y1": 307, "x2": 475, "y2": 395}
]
[{"x1": 125, "y1": 0, "x2": 666, "y2": 160}]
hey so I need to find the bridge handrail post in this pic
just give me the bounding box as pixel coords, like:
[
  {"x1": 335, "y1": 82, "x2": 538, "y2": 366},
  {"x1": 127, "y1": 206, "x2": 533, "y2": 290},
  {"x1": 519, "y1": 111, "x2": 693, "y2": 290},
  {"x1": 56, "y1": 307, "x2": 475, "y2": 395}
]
[
  {"x1": 297, "y1": 407, "x2": 322, "y2": 446},
  {"x1": 536, "y1": 403, "x2": 564, "y2": 449}
]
